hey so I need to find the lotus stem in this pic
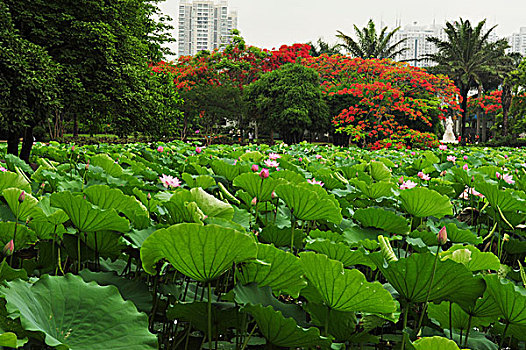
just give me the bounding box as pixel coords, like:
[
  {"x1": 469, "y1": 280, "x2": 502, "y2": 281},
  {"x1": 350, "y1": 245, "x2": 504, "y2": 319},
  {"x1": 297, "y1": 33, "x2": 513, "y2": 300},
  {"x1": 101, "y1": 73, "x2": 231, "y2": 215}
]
[
  {"x1": 207, "y1": 282, "x2": 213, "y2": 350},
  {"x1": 10, "y1": 203, "x2": 21, "y2": 266},
  {"x1": 241, "y1": 323, "x2": 257, "y2": 350},
  {"x1": 464, "y1": 314, "x2": 472, "y2": 347},
  {"x1": 415, "y1": 244, "x2": 441, "y2": 335},
  {"x1": 290, "y1": 212, "x2": 295, "y2": 254},
  {"x1": 499, "y1": 322, "x2": 509, "y2": 349},
  {"x1": 77, "y1": 231, "x2": 82, "y2": 273},
  {"x1": 401, "y1": 302, "x2": 410, "y2": 350},
  {"x1": 325, "y1": 307, "x2": 331, "y2": 337},
  {"x1": 449, "y1": 302, "x2": 453, "y2": 339}
]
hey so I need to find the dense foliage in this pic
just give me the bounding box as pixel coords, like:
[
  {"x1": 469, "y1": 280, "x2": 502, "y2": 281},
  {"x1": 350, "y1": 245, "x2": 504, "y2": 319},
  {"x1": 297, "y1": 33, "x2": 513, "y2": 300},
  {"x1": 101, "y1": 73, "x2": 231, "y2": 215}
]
[{"x1": 0, "y1": 141, "x2": 525, "y2": 349}]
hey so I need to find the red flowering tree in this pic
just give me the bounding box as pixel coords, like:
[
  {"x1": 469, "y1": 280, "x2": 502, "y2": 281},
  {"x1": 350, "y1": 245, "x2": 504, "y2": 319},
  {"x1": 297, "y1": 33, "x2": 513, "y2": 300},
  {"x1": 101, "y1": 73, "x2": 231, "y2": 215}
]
[{"x1": 302, "y1": 55, "x2": 462, "y2": 149}]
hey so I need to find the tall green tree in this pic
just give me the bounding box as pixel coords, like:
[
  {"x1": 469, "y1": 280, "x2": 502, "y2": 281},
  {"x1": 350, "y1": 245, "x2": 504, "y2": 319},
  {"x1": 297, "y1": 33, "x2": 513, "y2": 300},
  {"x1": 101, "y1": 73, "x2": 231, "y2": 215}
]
[
  {"x1": 336, "y1": 19, "x2": 408, "y2": 59},
  {"x1": 0, "y1": 2, "x2": 60, "y2": 162},
  {"x1": 3, "y1": 0, "x2": 176, "y2": 154},
  {"x1": 426, "y1": 18, "x2": 508, "y2": 142},
  {"x1": 308, "y1": 38, "x2": 341, "y2": 57},
  {"x1": 244, "y1": 63, "x2": 329, "y2": 144}
]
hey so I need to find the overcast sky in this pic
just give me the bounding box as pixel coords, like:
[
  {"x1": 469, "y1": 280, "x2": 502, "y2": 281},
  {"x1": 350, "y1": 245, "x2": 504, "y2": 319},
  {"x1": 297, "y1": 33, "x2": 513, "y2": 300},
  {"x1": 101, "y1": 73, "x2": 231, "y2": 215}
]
[{"x1": 158, "y1": 0, "x2": 526, "y2": 54}]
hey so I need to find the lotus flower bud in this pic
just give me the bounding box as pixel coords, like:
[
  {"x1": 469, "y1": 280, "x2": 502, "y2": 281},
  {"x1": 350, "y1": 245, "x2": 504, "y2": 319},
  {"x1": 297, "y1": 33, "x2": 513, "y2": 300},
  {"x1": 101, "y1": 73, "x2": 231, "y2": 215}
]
[
  {"x1": 251, "y1": 164, "x2": 259, "y2": 172},
  {"x1": 195, "y1": 147, "x2": 202, "y2": 154},
  {"x1": 271, "y1": 191, "x2": 277, "y2": 199},
  {"x1": 3, "y1": 240, "x2": 14, "y2": 256},
  {"x1": 437, "y1": 226, "x2": 447, "y2": 245},
  {"x1": 251, "y1": 197, "x2": 257, "y2": 206},
  {"x1": 503, "y1": 234, "x2": 510, "y2": 242},
  {"x1": 259, "y1": 168, "x2": 269, "y2": 179},
  {"x1": 398, "y1": 176, "x2": 404, "y2": 184},
  {"x1": 157, "y1": 146, "x2": 164, "y2": 153},
  {"x1": 41, "y1": 182, "x2": 46, "y2": 188},
  {"x1": 71, "y1": 145, "x2": 75, "y2": 151},
  {"x1": 147, "y1": 193, "x2": 151, "y2": 201},
  {"x1": 85, "y1": 160, "x2": 90, "y2": 170},
  {"x1": 18, "y1": 191, "x2": 25, "y2": 203}
]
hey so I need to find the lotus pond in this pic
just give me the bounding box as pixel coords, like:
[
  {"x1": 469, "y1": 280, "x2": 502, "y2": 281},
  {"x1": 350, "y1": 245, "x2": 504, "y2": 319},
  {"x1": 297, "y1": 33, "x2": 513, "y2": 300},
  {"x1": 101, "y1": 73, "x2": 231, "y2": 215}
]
[{"x1": 0, "y1": 141, "x2": 525, "y2": 350}]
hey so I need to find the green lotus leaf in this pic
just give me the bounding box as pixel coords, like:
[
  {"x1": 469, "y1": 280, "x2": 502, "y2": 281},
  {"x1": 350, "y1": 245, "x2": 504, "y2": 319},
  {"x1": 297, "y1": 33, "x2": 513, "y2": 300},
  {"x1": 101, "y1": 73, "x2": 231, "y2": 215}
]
[
  {"x1": 167, "y1": 301, "x2": 240, "y2": 334},
  {"x1": 369, "y1": 252, "x2": 485, "y2": 308},
  {"x1": 140, "y1": 223, "x2": 257, "y2": 280},
  {"x1": 0, "y1": 171, "x2": 31, "y2": 193},
  {"x1": 312, "y1": 169, "x2": 346, "y2": 190},
  {"x1": 369, "y1": 161, "x2": 391, "y2": 181},
  {"x1": 241, "y1": 304, "x2": 331, "y2": 348},
  {"x1": 84, "y1": 185, "x2": 149, "y2": 229},
  {"x1": 211, "y1": 159, "x2": 246, "y2": 181},
  {"x1": 259, "y1": 225, "x2": 304, "y2": 248},
  {"x1": 90, "y1": 153, "x2": 123, "y2": 178},
  {"x1": 234, "y1": 283, "x2": 306, "y2": 325},
  {"x1": 270, "y1": 169, "x2": 305, "y2": 184},
  {"x1": 441, "y1": 245, "x2": 500, "y2": 272},
  {"x1": 79, "y1": 270, "x2": 152, "y2": 312},
  {"x1": 162, "y1": 189, "x2": 205, "y2": 224},
  {"x1": 439, "y1": 222, "x2": 482, "y2": 245},
  {"x1": 300, "y1": 252, "x2": 396, "y2": 313},
  {"x1": 353, "y1": 207, "x2": 410, "y2": 234},
  {"x1": 413, "y1": 336, "x2": 460, "y2": 350},
  {"x1": 181, "y1": 173, "x2": 216, "y2": 189},
  {"x1": 190, "y1": 187, "x2": 234, "y2": 220},
  {"x1": 0, "y1": 222, "x2": 37, "y2": 251},
  {"x1": 233, "y1": 172, "x2": 283, "y2": 202},
  {"x1": 2, "y1": 188, "x2": 38, "y2": 222},
  {"x1": 50, "y1": 191, "x2": 130, "y2": 233},
  {"x1": 0, "y1": 274, "x2": 157, "y2": 349},
  {"x1": 275, "y1": 182, "x2": 342, "y2": 224},
  {"x1": 238, "y1": 243, "x2": 307, "y2": 297},
  {"x1": 304, "y1": 302, "x2": 357, "y2": 341},
  {"x1": 350, "y1": 179, "x2": 394, "y2": 199},
  {"x1": 428, "y1": 300, "x2": 497, "y2": 332},
  {"x1": 475, "y1": 181, "x2": 526, "y2": 212},
  {"x1": 485, "y1": 274, "x2": 526, "y2": 326},
  {"x1": 0, "y1": 332, "x2": 18, "y2": 348},
  {"x1": 0, "y1": 260, "x2": 28, "y2": 282},
  {"x1": 400, "y1": 187, "x2": 453, "y2": 218},
  {"x1": 308, "y1": 229, "x2": 345, "y2": 243},
  {"x1": 30, "y1": 196, "x2": 69, "y2": 226},
  {"x1": 305, "y1": 239, "x2": 376, "y2": 269},
  {"x1": 239, "y1": 151, "x2": 265, "y2": 162}
]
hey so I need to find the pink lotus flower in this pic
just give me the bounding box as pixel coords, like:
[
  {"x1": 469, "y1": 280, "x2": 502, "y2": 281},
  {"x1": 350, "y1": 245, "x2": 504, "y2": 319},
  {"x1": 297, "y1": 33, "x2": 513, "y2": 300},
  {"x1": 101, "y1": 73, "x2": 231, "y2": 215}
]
[
  {"x1": 504, "y1": 155, "x2": 509, "y2": 159},
  {"x1": 195, "y1": 147, "x2": 202, "y2": 154},
  {"x1": 463, "y1": 164, "x2": 469, "y2": 171},
  {"x1": 502, "y1": 173, "x2": 515, "y2": 185},
  {"x1": 71, "y1": 145, "x2": 75, "y2": 151},
  {"x1": 437, "y1": 226, "x2": 447, "y2": 245},
  {"x1": 251, "y1": 164, "x2": 259, "y2": 172},
  {"x1": 315, "y1": 155, "x2": 323, "y2": 160},
  {"x1": 0, "y1": 166, "x2": 6, "y2": 172},
  {"x1": 2, "y1": 240, "x2": 14, "y2": 256},
  {"x1": 159, "y1": 174, "x2": 182, "y2": 189},
  {"x1": 439, "y1": 145, "x2": 447, "y2": 151},
  {"x1": 398, "y1": 176, "x2": 404, "y2": 184},
  {"x1": 307, "y1": 178, "x2": 324, "y2": 186},
  {"x1": 268, "y1": 153, "x2": 281, "y2": 160},
  {"x1": 157, "y1": 146, "x2": 164, "y2": 153},
  {"x1": 459, "y1": 187, "x2": 485, "y2": 200},
  {"x1": 298, "y1": 157, "x2": 302, "y2": 162},
  {"x1": 195, "y1": 130, "x2": 200, "y2": 134},
  {"x1": 463, "y1": 155, "x2": 468, "y2": 160},
  {"x1": 411, "y1": 151, "x2": 416, "y2": 156},
  {"x1": 417, "y1": 171, "x2": 430, "y2": 181},
  {"x1": 259, "y1": 168, "x2": 270, "y2": 179},
  {"x1": 264, "y1": 159, "x2": 279, "y2": 168},
  {"x1": 251, "y1": 197, "x2": 257, "y2": 206},
  {"x1": 271, "y1": 191, "x2": 277, "y2": 199},
  {"x1": 400, "y1": 180, "x2": 417, "y2": 190},
  {"x1": 447, "y1": 155, "x2": 456, "y2": 163}
]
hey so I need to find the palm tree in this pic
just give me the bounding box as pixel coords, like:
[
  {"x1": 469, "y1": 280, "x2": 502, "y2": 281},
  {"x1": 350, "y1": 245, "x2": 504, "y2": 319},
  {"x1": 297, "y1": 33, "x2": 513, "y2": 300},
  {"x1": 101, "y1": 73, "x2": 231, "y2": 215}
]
[
  {"x1": 308, "y1": 38, "x2": 341, "y2": 57},
  {"x1": 336, "y1": 19, "x2": 408, "y2": 59},
  {"x1": 425, "y1": 18, "x2": 508, "y2": 143}
]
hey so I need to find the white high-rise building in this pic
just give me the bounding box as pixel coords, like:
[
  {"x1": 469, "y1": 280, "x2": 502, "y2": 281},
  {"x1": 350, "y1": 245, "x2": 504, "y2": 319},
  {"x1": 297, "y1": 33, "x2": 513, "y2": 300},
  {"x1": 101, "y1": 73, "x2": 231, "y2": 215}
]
[
  {"x1": 508, "y1": 27, "x2": 526, "y2": 56},
  {"x1": 388, "y1": 21, "x2": 499, "y2": 68},
  {"x1": 178, "y1": 0, "x2": 238, "y2": 57}
]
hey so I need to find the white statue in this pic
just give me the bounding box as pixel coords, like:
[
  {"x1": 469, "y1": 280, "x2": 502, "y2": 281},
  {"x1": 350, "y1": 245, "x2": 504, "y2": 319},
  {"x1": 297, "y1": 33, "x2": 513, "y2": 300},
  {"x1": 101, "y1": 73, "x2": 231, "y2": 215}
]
[{"x1": 441, "y1": 117, "x2": 458, "y2": 144}]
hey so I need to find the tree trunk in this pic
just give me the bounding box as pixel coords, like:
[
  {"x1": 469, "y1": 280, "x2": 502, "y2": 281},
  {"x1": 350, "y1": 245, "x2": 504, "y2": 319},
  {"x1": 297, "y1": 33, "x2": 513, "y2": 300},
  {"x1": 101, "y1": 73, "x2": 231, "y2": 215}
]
[
  {"x1": 460, "y1": 89, "x2": 468, "y2": 145},
  {"x1": 7, "y1": 130, "x2": 19, "y2": 156},
  {"x1": 481, "y1": 112, "x2": 487, "y2": 142},
  {"x1": 502, "y1": 83, "x2": 512, "y2": 137},
  {"x1": 73, "y1": 114, "x2": 79, "y2": 137},
  {"x1": 476, "y1": 86, "x2": 483, "y2": 141},
  {"x1": 19, "y1": 127, "x2": 34, "y2": 163}
]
